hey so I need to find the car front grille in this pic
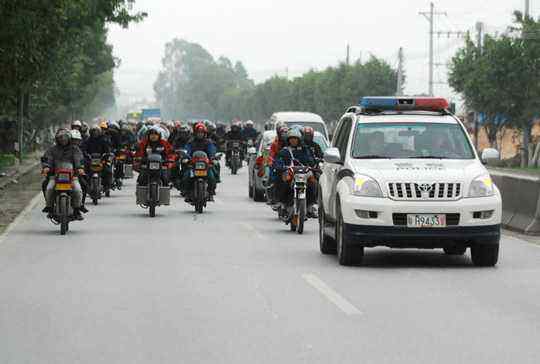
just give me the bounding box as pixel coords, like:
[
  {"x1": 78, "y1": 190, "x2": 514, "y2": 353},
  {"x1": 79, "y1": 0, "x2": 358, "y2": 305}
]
[
  {"x1": 388, "y1": 182, "x2": 462, "y2": 201},
  {"x1": 392, "y1": 213, "x2": 460, "y2": 226}
]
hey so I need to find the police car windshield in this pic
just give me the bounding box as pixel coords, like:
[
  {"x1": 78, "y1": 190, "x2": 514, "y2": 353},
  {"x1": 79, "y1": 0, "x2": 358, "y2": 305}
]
[{"x1": 351, "y1": 122, "x2": 475, "y2": 160}]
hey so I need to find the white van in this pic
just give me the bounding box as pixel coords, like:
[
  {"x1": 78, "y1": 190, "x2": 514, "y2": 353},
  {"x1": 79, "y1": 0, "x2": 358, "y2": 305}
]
[{"x1": 270, "y1": 112, "x2": 329, "y2": 141}]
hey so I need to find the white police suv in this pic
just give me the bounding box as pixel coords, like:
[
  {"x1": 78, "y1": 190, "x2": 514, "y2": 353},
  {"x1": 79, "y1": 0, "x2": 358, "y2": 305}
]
[{"x1": 318, "y1": 97, "x2": 502, "y2": 266}]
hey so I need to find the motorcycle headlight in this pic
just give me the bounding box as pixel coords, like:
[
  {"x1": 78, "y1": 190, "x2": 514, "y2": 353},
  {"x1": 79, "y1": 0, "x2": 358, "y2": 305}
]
[
  {"x1": 468, "y1": 175, "x2": 495, "y2": 198},
  {"x1": 352, "y1": 175, "x2": 383, "y2": 198}
]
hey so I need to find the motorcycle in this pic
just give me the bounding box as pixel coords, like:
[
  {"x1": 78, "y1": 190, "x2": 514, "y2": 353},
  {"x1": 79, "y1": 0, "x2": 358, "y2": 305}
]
[
  {"x1": 89, "y1": 153, "x2": 104, "y2": 205},
  {"x1": 228, "y1": 140, "x2": 242, "y2": 175},
  {"x1": 112, "y1": 147, "x2": 132, "y2": 190},
  {"x1": 48, "y1": 163, "x2": 79, "y2": 235},
  {"x1": 188, "y1": 151, "x2": 211, "y2": 213},
  {"x1": 280, "y1": 164, "x2": 315, "y2": 234},
  {"x1": 136, "y1": 151, "x2": 171, "y2": 217}
]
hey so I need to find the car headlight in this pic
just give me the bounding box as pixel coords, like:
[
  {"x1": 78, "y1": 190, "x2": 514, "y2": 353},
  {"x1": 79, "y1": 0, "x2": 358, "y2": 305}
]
[
  {"x1": 352, "y1": 175, "x2": 383, "y2": 198},
  {"x1": 468, "y1": 175, "x2": 495, "y2": 198}
]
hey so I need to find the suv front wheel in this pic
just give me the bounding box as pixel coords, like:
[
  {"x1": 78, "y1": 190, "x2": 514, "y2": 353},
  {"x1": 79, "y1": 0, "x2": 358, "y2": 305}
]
[
  {"x1": 471, "y1": 239, "x2": 499, "y2": 267},
  {"x1": 336, "y1": 199, "x2": 364, "y2": 266}
]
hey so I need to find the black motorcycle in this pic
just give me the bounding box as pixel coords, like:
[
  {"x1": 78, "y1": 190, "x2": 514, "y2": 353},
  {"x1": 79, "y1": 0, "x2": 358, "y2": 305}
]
[
  {"x1": 48, "y1": 163, "x2": 78, "y2": 235},
  {"x1": 188, "y1": 151, "x2": 211, "y2": 213},
  {"x1": 228, "y1": 140, "x2": 242, "y2": 175},
  {"x1": 136, "y1": 152, "x2": 171, "y2": 217},
  {"x1": 88, "y1": 153, "x2": 104, "y2": 205}
]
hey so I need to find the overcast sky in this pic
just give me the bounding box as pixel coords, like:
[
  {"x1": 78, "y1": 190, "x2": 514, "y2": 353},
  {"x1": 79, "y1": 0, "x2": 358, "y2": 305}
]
[{"x1": 108, "y1": 0, "x2": 535, "y2": 106}]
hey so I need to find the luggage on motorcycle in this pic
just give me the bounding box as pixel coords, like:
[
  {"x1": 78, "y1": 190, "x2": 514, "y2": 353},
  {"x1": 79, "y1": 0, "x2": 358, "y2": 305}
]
[
  {"x1": 136, "y1": 185, "x2": 171, "y2": 205},
  {"x1": 124, "y1": 164, "x2": 134, "y2": 178}
]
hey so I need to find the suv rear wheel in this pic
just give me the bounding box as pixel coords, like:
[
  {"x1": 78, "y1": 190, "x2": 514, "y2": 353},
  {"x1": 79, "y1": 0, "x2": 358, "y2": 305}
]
[{"x1": 336, "y1": 199, "x2": 364, "y2": 266}]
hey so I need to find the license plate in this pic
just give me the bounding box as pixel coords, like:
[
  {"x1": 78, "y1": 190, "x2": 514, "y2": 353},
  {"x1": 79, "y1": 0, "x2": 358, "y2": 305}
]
[
  {"x1": 117, "y1": 155, "x2": 126, "y2": 160},
  {"x1": 407, "y1": 214, "x2": 446, "y2": 228},
  {"x1": 55, "y1": 183, "x2": 72, "y2": 191},
  {"x1": 195, "y1": 170, "x2": 207, "y2": 177}
]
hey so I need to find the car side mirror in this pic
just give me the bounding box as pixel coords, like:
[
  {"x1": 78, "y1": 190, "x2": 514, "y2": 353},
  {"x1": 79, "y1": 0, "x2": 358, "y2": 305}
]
[
  {"x1": 323, "y1": 147, "x2": 341, "y2": 164},
  {"x1": 481, "y1": 148, "x2": 500, "y2": 165}
]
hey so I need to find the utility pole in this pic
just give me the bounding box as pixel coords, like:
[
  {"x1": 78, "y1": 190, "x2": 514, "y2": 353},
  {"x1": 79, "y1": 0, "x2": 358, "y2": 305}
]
[
  {"x1": 420, "y1": 2, "x2": 447, "y2": 96},
  {"x1": 396, "y1": 47, "x2": 405, "y2": 96},
  {"x1": 523, "y1": 0, "x2": 531, "y2": 166},
  {"x1": 474, "y1": 22, "x2": 484, "y2": 152},
  {"x1": 346, "y1": 44, "x2": 350, "y2": 65}
]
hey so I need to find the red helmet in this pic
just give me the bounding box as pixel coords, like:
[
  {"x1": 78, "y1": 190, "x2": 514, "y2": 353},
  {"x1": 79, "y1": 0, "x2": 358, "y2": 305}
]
[{"x1": 194, "y1": 122, "x2": 208, "y2": 134}]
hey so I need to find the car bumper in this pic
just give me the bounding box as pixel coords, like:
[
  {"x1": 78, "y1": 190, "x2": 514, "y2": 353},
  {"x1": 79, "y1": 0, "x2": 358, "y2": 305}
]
[
  {"x1": 343, "y1": 224, "x2": 500, "y2": 248},
  {"x1": 340, "y1": 194, "x2": 502, "y2": 227}
]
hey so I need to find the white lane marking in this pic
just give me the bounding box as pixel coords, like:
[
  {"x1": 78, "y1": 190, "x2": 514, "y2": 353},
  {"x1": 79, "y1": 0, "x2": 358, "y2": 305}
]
[
  {"x1": 302, "y1": 273, "x2": 362, "y2": 316},
  {"x1": 240, "y1": 222, "x2": 266, "y2": 240},
  {"x1": 0, "y1": 192, "x2": 42, "y2": 245}
]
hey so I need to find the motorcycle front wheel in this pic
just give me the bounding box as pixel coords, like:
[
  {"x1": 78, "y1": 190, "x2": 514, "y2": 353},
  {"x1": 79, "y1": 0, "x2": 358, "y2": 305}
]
[
  {"x1": 59, "y1": 195, "x2": 69, "y2": 235},
  {"x1": 297, "y1": 199, "x2": 307, "y2": 235},
  {"x1": 149, "y1": 204, "x2": 156, "y2": 217}
]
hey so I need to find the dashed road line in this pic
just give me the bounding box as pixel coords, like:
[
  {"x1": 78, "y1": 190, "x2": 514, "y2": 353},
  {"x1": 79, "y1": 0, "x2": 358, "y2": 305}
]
[{"x1": 302, "y1": 273, "x2": 362, "y2": 316}]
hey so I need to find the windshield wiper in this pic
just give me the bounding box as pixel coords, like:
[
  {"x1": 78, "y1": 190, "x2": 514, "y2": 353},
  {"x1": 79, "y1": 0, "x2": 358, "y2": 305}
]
[
  {"x1": 408, "y1": 155, "x2": 449, "y2": 159},
  {"x1": 354, "y1": 155, "x2": 392, "y2": 159}
]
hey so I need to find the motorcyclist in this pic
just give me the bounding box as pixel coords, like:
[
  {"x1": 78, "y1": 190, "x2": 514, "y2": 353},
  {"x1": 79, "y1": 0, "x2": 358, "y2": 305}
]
[
  {"x1": 82, "y1": 126, "x2": 113, "y2": 192},
  {"x1": 107, "y1": 121, "x2": 122, "y2": 151},
  {"x1": 243, "y1": 120, "x2": 259, "y2": 141},
  {"x1": 80, "y1": 121, "x2": 90, "y2": 142},
  {"x1": 225, "y1": 122, "x2": 244, "y2": 167},
  {"x1": 267, "y1": 124, "x2": 289, "y2": 205},
  {"x1": 183, "y1": 123, "x2": 218, "y2": 202},
  {"x1": 119, "y1": 123, "x2": 137, "y2": 149},
  {"x1": 273, "y1": 128, "x2": 317, "y2": 217},
  {"x1": 70, "y1": 130, "x2": 89, "y2": 212},
  {"x1": 303, "y1": 126, "x2": 324, "y2": 160},
  {"x1": 134, "y1": 126, "x2": 174, "y2": 186},
  {"x1": 206, "y1": 122, "x2": 221, "y2": 183},
  {"x1": 41, "y1": 129, "x2": 85, "y2": 220}
]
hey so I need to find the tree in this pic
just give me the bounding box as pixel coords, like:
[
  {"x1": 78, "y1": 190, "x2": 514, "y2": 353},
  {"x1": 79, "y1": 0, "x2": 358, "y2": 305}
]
[{"x1": 449, "y1": 11, "x2": 540, "y2": 166}]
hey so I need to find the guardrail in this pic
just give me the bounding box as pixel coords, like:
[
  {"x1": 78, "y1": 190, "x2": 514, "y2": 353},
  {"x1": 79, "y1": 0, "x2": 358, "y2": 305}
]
[{"x1": 490, "y1": 169, "x2": 540, "y2": 235}]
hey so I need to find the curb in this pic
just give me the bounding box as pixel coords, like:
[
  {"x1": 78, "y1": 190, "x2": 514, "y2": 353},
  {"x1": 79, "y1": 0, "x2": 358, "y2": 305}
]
[
  {"x1": 0, "y1": 161, "x2": 40, "y2": 190},
  {"x1": 0, "y1": 192, "x2": 42, "y2": 245}
]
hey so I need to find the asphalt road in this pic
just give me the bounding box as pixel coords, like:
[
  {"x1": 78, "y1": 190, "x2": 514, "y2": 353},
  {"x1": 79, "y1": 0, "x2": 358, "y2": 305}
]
[{"x1": 1, "y1": 166, "x2": 540, "y2": 364}]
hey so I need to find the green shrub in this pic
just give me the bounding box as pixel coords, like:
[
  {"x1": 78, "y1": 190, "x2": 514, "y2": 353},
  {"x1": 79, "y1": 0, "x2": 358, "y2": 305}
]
[{"x1": 0, "y1": 154, "x2": 17, "y2": 171}]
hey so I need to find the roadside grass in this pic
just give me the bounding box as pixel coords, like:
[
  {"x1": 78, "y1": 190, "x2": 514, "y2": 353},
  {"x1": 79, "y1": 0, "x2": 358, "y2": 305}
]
[{"x1": 0, "y1": 154, "x2": 17, "y2": 172}]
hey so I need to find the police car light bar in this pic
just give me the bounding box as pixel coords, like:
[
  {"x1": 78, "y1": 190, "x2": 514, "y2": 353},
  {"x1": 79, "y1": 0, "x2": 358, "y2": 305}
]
[{"x1": 359, "y1": 97, "x2": 449, "y2": 112}]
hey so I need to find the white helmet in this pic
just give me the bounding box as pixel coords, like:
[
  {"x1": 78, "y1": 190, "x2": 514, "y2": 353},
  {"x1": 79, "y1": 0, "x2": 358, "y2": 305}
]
[
  {"x1": 246, "y1": 120, "x2": 254, "y2": 127},
  {"x1": 71, "y1": 120, "x2": 82, "y2": 128},
  {"x1": 70, "y1": 129, "x2": 82, "y2": 140}
]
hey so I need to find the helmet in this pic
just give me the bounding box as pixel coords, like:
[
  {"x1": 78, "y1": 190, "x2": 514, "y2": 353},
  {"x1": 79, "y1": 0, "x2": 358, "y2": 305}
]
[
  {"x1": 231, "y1": 123, "x2": 241, "y2": 133},
  {"x1": 70, "y1": 129, "x2": 82, "y2": 141},
  {"x1": 109, "y1": 121, "x2": 120, "y2": 131},
  {"x1": 303, "y1": 126, "x2": 315, "y2": 142},
  {"x1": 287, "y1": 128, "x2": 303, "y2": 142},
  {"x1": 174, "y1": 120, "x2": 182, "y2": 128},
  {"x1": 71, "y1": 120, "x2": 82, "y2": 129},
  {"x1": 89, "y1": 126, "x2": 101, "y2": 137},
  {"x1": 207, "y1": 121, "x2": 216, "y2": 134},
  {"x1": 194, "y1": 122, "x2": 208, "y2": 135},
  {"x1": 245, "y1": 120, "x2": 254, "y2": 127},
  {"x1": 99, "y1": 121, "x2": 108, "y2": 129},
  {"x1": 275, "y1": 121, "x2": 286, "y2": 133},
  {"x1": 81, "y1": 121, "x2": 89, "y2": 133},
  {"x1": 147, "y1": 126, "x2": 162, "y2": 138},
  {"x1": 278, "y1": 126, "x2": 289, "y2": 142},
  {"x1": 55, "y1": 128, "x2": 71, "y2": 146}
]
